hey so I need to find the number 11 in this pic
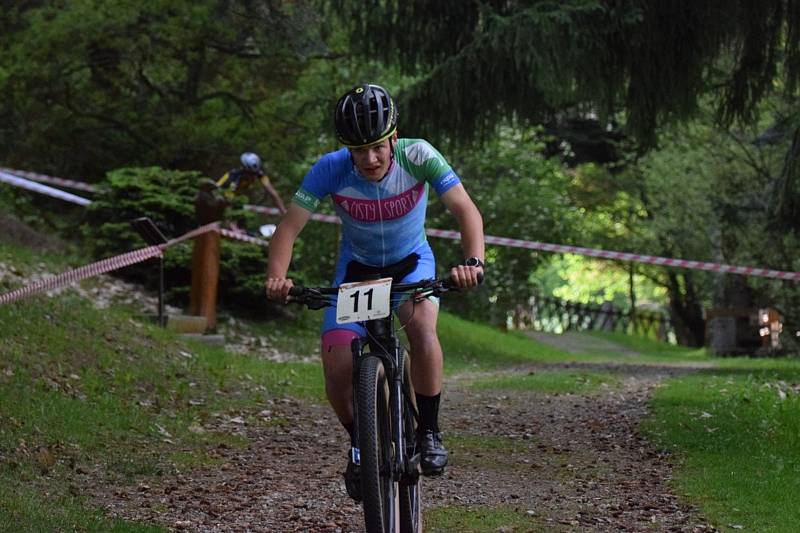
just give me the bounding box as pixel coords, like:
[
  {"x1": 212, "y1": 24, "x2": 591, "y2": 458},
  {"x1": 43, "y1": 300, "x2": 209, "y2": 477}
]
[{"x1": 350, "y1": 287, "x2": 374, "y2": 313}]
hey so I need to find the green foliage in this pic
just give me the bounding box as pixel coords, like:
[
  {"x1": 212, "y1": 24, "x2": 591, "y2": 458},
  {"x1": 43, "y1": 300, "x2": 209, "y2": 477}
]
[
  {"x1": 82, "y1": 166, "x2": 197, "y2": 297},
  {"x1": 634, "y1": 105, "x2": 800, "y2": 349},
  {"x1": 430, "y1": 126, "x2": 580, "y2": 324},
  {"x1": 82, "y1": 166, "x2": 270, "y2": 312},
  {"x1": 326, "y1": 0, "x2": 800, "y2": 148},
  {"x1": 535, "y1": 255, "x2": 667, "y2": 309},
  {"x1": 0, "y1": 0, "x2": 327, "y2": 182}
]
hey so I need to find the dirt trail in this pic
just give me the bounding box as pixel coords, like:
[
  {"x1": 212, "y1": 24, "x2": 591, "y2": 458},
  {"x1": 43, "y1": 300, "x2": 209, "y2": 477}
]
[
  {"x1": 524, "y1": 331, "x2": 645, "y2": 357},
  {"x1": 89, "y1": 336, "x2": 718, "y2": 532}
]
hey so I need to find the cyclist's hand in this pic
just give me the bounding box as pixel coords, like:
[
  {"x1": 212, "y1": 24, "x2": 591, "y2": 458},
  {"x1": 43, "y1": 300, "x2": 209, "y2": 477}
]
[
  {"x1": 449, "y1": 264, "x2": 484, "y2": 289},
  {"x1": 198, "y1": 178, "x2": 219, "y2": 192},
  {"x1": 266, "y1": 277, "x2": 295, "y2": 304}
]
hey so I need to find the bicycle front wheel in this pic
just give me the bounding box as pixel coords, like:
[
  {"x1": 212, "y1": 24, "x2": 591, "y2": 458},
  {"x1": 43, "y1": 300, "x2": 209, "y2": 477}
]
[{"x1": 358, "y1": 355, "x2": 398, "y2": 533}]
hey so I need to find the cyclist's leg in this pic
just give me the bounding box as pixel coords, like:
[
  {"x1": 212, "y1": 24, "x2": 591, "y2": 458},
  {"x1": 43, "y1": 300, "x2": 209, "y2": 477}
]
[
  {"x1": 394, "y1": 244, "x2": 449, "y2": 475},
  {"x1": 321, "y1": 327, "x2": 360, "y2": 426},
  {"x1": 393, "y1": 242, "x2": 442, "y2": 397},
  {"x1": 320, "y1": 254, "x2": 367, "y2": 428},
  {"x1": 321, "y1": 317, "x2": 365, "y2": 500},
  {"x1": 396, "y1": 298, "x2": 442, "y2": 396}
]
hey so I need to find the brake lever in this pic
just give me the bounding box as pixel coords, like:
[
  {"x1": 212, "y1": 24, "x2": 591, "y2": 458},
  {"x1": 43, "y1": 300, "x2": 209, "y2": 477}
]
[{"x1": 307, "y1": 297, "x2": 330, "y2": 310}]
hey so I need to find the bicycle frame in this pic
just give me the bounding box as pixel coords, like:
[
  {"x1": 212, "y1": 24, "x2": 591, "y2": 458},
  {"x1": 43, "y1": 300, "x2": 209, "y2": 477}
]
[{"x1": 288, "y1": 278, "x2": 452, "y2": 532}]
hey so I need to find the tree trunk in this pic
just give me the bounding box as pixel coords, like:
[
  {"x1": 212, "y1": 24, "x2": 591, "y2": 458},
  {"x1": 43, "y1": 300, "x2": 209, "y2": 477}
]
[{"x1": 666, "y1": 271, "x2": 706, "y2": 347}]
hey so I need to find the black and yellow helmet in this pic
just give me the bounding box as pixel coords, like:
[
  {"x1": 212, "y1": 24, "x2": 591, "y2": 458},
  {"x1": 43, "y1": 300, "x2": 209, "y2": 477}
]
[{"x1": 334, "y1": 83, "x2": 398, "y2": 148}]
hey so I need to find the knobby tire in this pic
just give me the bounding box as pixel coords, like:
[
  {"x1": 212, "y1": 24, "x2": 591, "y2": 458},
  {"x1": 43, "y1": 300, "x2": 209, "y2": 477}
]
[
  {"x1": 398, "y1": 352, "x2": 422, "y2": 533},
  {"x1": 358, "y1": 356, "x2": 397, "y2": 532}
]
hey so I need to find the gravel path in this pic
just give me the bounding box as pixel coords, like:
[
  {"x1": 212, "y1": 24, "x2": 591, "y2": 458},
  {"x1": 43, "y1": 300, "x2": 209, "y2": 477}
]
[{"x1": 88, "y1": 356, "x2": 718, "y2": 532}]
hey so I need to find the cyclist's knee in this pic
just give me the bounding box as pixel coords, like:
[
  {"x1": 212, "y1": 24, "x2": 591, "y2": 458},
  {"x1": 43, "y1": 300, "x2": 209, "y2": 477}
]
[
  {"x1": 321, "y1": 330, "x2": 356, "y2": 393},
  {"x1": 321, "y1": 329, "x2": 359, "y2": 354}
]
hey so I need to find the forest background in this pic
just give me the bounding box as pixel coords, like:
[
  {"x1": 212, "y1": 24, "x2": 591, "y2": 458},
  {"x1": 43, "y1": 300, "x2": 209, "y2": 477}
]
[{"x1": 1, "y1": 0, "x2": 799, "y2": 350}]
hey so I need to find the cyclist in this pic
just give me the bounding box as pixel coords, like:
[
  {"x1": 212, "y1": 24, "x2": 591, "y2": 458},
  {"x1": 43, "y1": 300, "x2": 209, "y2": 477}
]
[
  {"x1": 216, "y1": 152, "x2": 287, "y2": 218},
  {"x1": 265, "y1": 83, "x2": 484, "y2": 500}
]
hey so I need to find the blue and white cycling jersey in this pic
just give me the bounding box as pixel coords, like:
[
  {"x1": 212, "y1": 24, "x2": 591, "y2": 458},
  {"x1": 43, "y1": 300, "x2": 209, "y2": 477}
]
[{"x1": 292, "y1": 138, "x2": 461, "y2": 267}]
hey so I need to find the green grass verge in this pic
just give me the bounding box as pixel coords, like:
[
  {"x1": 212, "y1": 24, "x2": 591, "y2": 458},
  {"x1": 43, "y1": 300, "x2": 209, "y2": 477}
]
[
  {"x1": 468, "y1": 369, "x2": 620, "y2": 394},
  {"x1": 0, "y1": 291, "x2": 324, "y2": 531},
  {"x1": 0, "y1": 483, "x2": 168, "y2": 533},
  {"x1": 426, "y1": 505, "x2": 545, "y2": 532},
  {"x1": 586, "y1": 330, "x2": 709, "y2": 360},
  {"x1": 438, "y1": 312, "x2": 572, "y2": 372},
  {"x1": 237, "y1": 306, "x2": 323, "y2": 357},
  {"x1": 643, "y1": 360, "x2": 800, "y2": 532}
]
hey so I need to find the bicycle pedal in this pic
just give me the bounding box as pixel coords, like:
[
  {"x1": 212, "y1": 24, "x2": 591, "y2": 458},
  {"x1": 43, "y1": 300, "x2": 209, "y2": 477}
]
[
  {"x1": 408, "y1": 453, "x2": 421, "y2": 471},
  {"x1": 350, "y1": 447, "x2": 361, "y2": 466}
]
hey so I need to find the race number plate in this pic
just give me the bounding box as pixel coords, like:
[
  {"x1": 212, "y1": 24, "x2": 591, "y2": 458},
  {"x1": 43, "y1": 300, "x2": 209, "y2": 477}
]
[{"x1": 336, "y1": 277, "x2": 392, "y2": 324}]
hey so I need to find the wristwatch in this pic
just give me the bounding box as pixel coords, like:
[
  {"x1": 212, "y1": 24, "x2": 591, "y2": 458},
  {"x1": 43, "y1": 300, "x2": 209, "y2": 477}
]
[{"x1": 463, "y1": 257, "x2": 484, "y2": 269}]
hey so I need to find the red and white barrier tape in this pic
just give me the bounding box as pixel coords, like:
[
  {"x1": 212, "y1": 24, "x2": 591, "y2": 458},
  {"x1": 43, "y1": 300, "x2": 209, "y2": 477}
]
[
  {"x1": 219, "y1": 227, "x2": 269, "y2": 248},
  {"x1": 0, "y1": 245, "x2": 163, "y2": 305},
  {"x1": 0, "y1": 167, "x2": 100, "y2": 193},
  {"x1": 0, "y1": 171, "x2": 93, "y2": 206},
  {"x1": 163, "y1": 222, "x2": 220, "y2": 247},
  {"x1": 0, "y1": 222, "x2": 275, "y2": 306},
  {"x1": 3, "y1": 169, "x2": 798, "y2": 282},
  {"x1": 246, "y1": 204, "x2": 800, "y2": 282},
  {"x1": 426, "y1": 229, "x2": 800, "y2": 281}
]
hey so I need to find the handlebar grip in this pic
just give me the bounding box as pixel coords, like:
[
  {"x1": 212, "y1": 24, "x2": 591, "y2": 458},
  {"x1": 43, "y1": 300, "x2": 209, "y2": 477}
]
[
  {"x1": 288, "y1": 285, "x2": 305, "y2": 297},
  {"x1": 443, "y1": 273, "x2": 483, "y2": 290}
]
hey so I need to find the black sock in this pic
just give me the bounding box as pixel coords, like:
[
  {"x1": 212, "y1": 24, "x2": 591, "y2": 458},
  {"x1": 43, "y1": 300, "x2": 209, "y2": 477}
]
[
  {"x1": 344, "y1": 422, "x2": 356, "y2": 447},
  {"x1": 416, "y1": 392, "x2": 441, "y2": 433}
]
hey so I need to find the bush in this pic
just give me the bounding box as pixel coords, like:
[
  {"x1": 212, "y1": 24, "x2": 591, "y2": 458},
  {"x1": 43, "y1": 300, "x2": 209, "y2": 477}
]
[{"x1": 82, "y1": 166, "x2": 270, "y2": 313}]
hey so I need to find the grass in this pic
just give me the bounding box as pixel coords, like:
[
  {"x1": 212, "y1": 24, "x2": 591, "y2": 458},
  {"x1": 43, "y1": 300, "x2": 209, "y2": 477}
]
[
  {"x1": 643, "y1": 361, "x2": 800, "y2": 532},
  {"x1": 447, "y1": 433, "x2": 534, "y2": 471},
  {"x1": 426, "y1": 505, "x2": 546, "y2": 532},
  {"x1": 437, "y1": 312, "x2": 572, "y2": 372},
  {"x1": 0, "y1": 484, "x2": 168, "y2": 533},
  {"x1": 0, "y1": 277, "x2": 324, "y2": 531},
  {"x1": 467, "y1": 368, "x2": 620, "y2": 394},
  {"x1": 586, "y1": 329, "x2": 709, "y2": 360},
  {"x1": 236, "y1": 306, "x2": 323, "y2": 357}
]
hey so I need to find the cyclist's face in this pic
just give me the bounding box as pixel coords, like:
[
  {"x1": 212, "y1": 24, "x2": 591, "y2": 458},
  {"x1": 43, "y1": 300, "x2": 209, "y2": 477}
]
[{"x1": 349, "y1": 135, "x2": 396, "y2": 181}]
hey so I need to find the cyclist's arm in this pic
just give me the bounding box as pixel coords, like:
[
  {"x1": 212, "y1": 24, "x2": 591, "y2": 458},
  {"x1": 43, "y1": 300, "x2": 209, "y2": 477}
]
[
  {"x1": 440, "y1": 183, "x2": 485, "y2": 287},
  {"x1": 266, "y1": 204, "x2": 311, "y2": 302},
  {"x1": 260, "y1": 177, "x2": 287, "y2": 215}
]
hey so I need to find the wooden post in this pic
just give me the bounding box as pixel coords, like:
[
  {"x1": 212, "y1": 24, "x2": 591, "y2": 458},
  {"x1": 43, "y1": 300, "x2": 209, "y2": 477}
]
[
  {"x1": 189, "y1": 181, "x2": 228, "y2": 332},
  {"x1": 189, "y1": 231, "x2": 221, "y2": 330}
]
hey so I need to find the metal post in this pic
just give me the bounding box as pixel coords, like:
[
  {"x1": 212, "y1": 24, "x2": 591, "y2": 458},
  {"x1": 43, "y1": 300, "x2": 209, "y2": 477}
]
[
  {"x1": 158, "y1": 254, "x2": 165, "y2": 327},
  {"x1": 130, "y1": 217, "x2": 169, "y2": 327}
]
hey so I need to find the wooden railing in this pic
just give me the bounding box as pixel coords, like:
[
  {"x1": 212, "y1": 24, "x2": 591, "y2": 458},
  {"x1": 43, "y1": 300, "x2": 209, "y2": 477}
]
[{"x1": 512, "y1": 294, "x2": 675, "y2": 341}]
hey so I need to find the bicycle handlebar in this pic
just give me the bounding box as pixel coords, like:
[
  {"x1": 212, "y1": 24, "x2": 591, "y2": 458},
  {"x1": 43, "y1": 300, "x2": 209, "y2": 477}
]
[{"x1": 287, "y1": 274, "x2": 483, "y2": 309}]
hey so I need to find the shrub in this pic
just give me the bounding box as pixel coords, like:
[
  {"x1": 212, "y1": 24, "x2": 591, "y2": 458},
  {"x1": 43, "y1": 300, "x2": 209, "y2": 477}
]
[{"x1": 82, "y1": 166, "x2": 269, "y2": 313}]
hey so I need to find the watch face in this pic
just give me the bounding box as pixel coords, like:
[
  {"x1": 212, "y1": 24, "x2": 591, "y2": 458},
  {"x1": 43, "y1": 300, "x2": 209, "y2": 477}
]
[{"x1": 465, "y1": 257, "x2": 482, "y2": 268}]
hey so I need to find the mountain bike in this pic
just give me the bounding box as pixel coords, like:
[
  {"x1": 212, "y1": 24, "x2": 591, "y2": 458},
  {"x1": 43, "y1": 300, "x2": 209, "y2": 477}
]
[{"x1": 289, "y1": 277, "x2": 456, "y2": 533}]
